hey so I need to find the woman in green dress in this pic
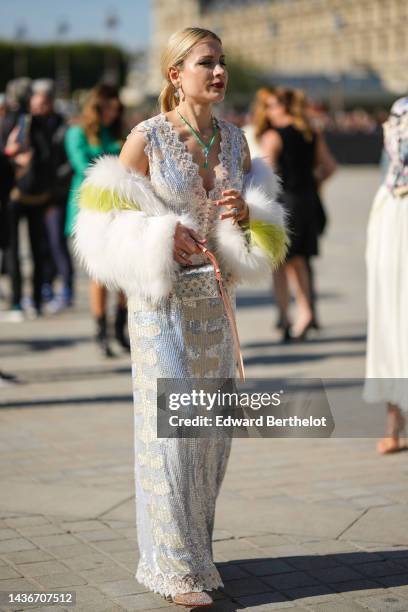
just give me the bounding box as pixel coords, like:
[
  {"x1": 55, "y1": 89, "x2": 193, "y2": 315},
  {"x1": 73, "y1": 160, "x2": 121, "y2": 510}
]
[{"x1": 65, "y1": 83, "x2": 129, "y2": 356}]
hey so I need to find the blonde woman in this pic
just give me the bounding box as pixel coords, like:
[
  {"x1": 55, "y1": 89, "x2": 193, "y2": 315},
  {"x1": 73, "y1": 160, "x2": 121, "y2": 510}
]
[
  {"x1": 74, "y1": 28, "x2": 288, "y2": 606},
  {"x1": 254, "y1": 86, "x2": 336, "y2": 340}
]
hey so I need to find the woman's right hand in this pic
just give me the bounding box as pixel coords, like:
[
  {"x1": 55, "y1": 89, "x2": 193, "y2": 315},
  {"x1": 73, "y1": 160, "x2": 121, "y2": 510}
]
[{"x1": 173, "y1": 223, "x2": 206, "y2": 265}]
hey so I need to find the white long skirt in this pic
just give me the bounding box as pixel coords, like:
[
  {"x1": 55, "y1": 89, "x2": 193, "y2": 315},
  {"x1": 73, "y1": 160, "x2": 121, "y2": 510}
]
[{"x1": 364, "y1": 184, "x2": 408, "y2": 411}]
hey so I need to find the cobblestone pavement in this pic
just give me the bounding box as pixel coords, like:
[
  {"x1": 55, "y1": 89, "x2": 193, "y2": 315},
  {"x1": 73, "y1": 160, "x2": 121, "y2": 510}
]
[{"x1": 1, "y1": 167, "x2": 408, "y2": 611}]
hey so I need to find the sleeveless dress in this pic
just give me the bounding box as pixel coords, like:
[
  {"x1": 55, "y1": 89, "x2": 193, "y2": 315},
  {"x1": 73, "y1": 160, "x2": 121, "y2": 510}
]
[
  {"x1": 127, "y1": 114, "x2": 246, "y2": 596},
  {"x1": 73, "y1": 111, "x2": 288, "y2": 596},
  {"x1": 274, "y1": 125, "x2": 322, "y2": 259}
]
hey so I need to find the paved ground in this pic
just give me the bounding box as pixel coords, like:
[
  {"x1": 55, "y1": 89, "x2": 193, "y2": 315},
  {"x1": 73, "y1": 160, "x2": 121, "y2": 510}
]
[{"x1": 1, "y1": 166, "x2": 408, "y2": 611}]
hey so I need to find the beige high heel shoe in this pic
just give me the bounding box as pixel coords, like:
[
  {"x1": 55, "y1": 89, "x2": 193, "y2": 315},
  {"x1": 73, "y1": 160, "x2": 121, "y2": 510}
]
[{"x1": 167, "y1": 591, "x2": 213, "y2": 607}]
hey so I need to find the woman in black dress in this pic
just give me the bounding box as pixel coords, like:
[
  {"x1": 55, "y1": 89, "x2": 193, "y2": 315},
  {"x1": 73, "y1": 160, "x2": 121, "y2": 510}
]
[{"x1": 254, "y1": 86, "x2": 336, "y2": 340}]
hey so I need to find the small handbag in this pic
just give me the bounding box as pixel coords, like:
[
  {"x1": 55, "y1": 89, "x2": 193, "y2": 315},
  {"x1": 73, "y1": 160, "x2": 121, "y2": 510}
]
[{"x1": 173, "y1": 245, "x2": 245, "y2": 381}]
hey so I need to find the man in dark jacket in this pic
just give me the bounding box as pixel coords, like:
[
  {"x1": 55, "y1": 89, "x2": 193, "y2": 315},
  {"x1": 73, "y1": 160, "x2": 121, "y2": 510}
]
[
  {"x1": 30, "y1": 80, "x2": 74, "y2": 311},
  {"x1": 4, "y1": 81, "x2": 53, "y2": 315}
]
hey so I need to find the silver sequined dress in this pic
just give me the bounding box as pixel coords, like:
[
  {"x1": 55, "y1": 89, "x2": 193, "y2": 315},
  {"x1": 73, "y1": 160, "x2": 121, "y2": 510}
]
[{"x1": 127, "y1": 114, "x2": 246, "y2": 597}]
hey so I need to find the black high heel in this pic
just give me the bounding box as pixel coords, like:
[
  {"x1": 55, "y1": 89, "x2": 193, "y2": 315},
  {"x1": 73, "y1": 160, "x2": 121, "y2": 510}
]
[
  {"x1": 95, "y1": 315, "x2": 115, "y2": 358},
  {"x1": 292, "y1": 320, "x2": 313, "y2": 342},
  {"x1": 310, "y1": 316, "x2": 321, "y2": 330},
  {"x1": 281, "y1": 324, "x2": 292, "y2": 343},
  {"x1": 114, "y1": 306, "x2": 131, "y2": 352}
]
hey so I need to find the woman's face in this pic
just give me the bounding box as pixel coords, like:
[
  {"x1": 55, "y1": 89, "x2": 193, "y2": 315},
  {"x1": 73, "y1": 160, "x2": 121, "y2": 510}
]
[
  {"x1": 174, "y1": 38, "x2": 228, "y2": 105},
  {"x1": 100, "y1": 98, "x2": 121, "y2": 127},
  {"x1": 265, "y1": 94, "x2": 286, "y2": 125}
]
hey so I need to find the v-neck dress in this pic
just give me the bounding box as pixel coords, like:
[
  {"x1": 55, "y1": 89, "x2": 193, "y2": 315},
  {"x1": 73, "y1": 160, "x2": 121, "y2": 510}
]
[{"x1": 127, "y1": 113, "x2": 247, "y2": 597}]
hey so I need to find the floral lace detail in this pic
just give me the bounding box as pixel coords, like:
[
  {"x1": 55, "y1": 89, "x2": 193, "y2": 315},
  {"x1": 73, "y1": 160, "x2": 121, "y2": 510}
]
[
  {"x1": 240, "y1": 126, "x2": 249, "y2": 167},
  {"x1": 136, "y1": 560, "x2": 224, "y2": 597},
  {"x1": 128, "y1": 122, "x2": 152, "y2": 161},
  {"x1": 128, "y1": 114, "x2": 245, "y2": 247},
  {"x1": 159, "y1": 113, "x2": 226, "y2": 199},
  {"x1": 384, "y1": 96, "x2": 408, "y2": 196}
]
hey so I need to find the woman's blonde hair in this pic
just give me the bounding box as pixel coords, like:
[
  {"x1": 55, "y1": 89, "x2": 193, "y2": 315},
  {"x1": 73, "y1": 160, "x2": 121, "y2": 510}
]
[
  {"x1": 253, "y1": 85, "x2": 314, "y2": 142},
  {"x1": 253, "y1": 87, "x2": 276, "y2": 140},
  {"x1": 159, "y1": 27, "x2": 222, "y2": 113},
  {"x1": 80, "y1": 83, "x2": 123, "y2": 145}
]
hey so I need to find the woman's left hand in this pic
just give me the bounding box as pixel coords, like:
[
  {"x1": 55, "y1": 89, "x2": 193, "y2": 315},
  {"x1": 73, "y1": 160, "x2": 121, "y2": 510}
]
[{"x1": 217, "y1": 189, "x2": 249, "y2": 225}]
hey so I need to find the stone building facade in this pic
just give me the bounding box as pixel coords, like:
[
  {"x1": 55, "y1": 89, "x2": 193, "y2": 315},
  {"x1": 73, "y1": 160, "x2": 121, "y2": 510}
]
[{"x1": 148, "y1": 0, "x2": 408, "y2": 96}]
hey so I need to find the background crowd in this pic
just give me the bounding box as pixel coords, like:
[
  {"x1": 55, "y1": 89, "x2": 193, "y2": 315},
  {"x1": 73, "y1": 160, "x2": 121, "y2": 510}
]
[{"x1": 0, "y1": 74, "x2": 388, "y2": 364}]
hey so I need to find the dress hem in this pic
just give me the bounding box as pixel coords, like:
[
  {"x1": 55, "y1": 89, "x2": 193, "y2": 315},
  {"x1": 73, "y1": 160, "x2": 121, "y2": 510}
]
[
  {"x1": 135, "y1": 561, "x2": 224, "y2": 597},
  {"x1": 363, "y1": 380, "x2": 408, "y2": 413}
]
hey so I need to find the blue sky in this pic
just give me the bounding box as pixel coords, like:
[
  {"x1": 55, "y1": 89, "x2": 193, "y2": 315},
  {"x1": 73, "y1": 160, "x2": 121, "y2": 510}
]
[{"x1": 0, "y1": 0, "x2": 151, "y2": 51}]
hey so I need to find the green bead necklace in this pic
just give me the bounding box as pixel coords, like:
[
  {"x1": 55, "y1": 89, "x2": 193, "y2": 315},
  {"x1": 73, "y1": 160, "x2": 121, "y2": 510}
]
[{"x1": 176, "y1": 109, "x2": 218, "y2": 169}]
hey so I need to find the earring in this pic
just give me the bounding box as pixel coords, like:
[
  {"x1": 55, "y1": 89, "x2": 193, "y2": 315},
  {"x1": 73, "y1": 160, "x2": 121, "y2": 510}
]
[
  {"x1": 179, "y1": 84, "x2": 186, "y2": 102},
  {"x1": 174, "y1": 88, "x2": 180, "y2": 100}
]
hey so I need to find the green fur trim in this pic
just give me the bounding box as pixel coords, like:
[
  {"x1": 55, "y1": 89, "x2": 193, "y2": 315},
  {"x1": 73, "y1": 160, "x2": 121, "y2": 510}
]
[
  {"x1": 79, "y1": 183, "x2": 141, "y2": 212},
  {"x1": 249, "y1": 220, "x2": 289, "y2": 265}
]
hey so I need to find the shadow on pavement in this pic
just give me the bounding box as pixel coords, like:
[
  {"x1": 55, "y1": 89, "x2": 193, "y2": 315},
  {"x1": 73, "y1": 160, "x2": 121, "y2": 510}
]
[
  {"x1": 0, "y1": 394, "x2": 133, "y2": 409},
  {"x1": 0, "y1": 335, "x2": 92, "y2": 356},
  {"x1": 236, "y1": 291, "x2": 340, "y2": 310},
  {"x1": 244, "y1": 350, "x2": 366, "y2": 367},
  {"x1": 244, "y1": 333, "x2": 366, "y2": 349},
  {"x1": 216, "y1": 549, "x2": 408, "y2": 608},
  {"x1": 12, "y1": 365, "x2": 130, "y2": 384}
]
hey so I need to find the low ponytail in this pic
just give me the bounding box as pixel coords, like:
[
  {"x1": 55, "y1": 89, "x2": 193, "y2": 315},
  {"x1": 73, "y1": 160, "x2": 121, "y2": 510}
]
[{"x1": 159, "y1": 81, "x2": 177, "y2": 113}]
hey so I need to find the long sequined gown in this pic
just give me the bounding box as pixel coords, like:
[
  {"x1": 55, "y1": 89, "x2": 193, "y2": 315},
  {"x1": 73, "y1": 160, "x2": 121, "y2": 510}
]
[{"x1": 128, "y1": 114, "x2": 246, "y2": 596}]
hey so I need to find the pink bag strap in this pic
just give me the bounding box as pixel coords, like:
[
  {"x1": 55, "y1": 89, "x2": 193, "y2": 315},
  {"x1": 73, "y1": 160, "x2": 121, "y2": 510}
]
[{"x1": 197, "y1": 244, "x2": 245, "y2": 382}]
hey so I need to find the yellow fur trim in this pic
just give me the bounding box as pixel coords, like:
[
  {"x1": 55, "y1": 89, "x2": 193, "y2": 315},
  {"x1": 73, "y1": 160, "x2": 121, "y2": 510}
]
[
  {"x1": 79, "y1": 183, "x2": 140, "y2": 212},
  {"x1": 249, "y1": 220, "x2": 289, "y2": 266}
]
